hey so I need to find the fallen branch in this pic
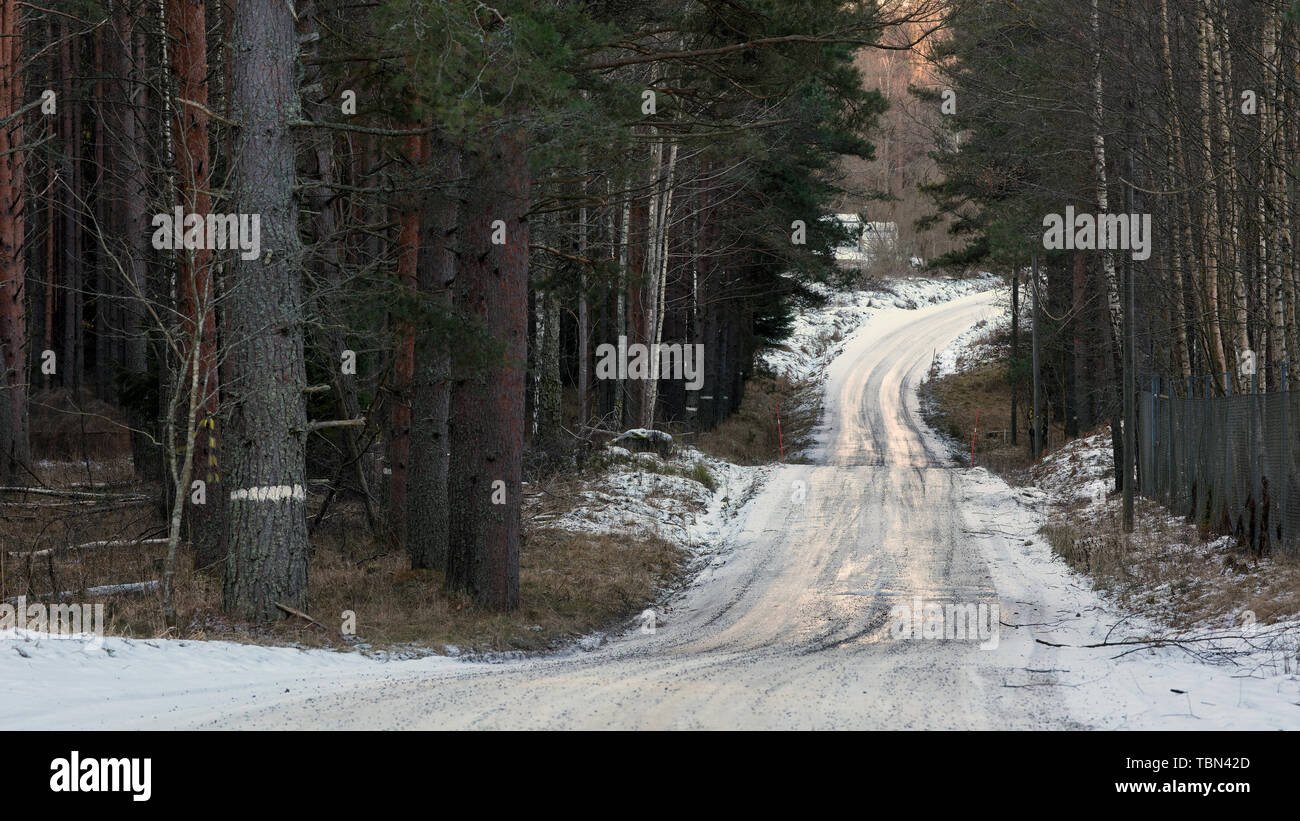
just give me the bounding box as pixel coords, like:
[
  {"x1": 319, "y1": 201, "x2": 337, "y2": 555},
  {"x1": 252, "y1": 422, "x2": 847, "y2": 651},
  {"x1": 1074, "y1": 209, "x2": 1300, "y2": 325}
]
[
  {"x1": 0, "y1": 500, "x2": 155, "y2": 515},
  {"x1": 275, "y1": 601, "x2": 334, "y2": 633},
  {"x1": 0, "y1": 486, "x2": 148, "y2": 501},
  {"x1": 7, "y1": 537, "x2": 170, "y2": 559},
  {"x1": 3, "y1": 580, "x2": 159, "y2": 604},
  {"x1": 81, "y1": 581, "x2": 159, "y2": 597}
]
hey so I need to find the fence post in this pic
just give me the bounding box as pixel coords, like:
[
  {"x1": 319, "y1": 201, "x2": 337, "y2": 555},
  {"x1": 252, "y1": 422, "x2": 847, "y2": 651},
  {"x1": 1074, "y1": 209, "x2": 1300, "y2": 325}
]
[
  {"x1": 1204, "y1": 375, "x2": 1213, "y2": 523},
  {"x1": 1283, "y1": 363, "x2": 1290, "y2": 554},
  {"x1": 1154, "y1": 374, "x2": 1164, "y2": 496},
  {"x1": 1170, "y1": 376, "x2": 1178, "y2": 508},
  {"x1": 1251, "y1": 370, "x2": 1260, "y2": 554},
  {"x1": 1224, "y1": 373, "x2": 1232, "y2": 526},
  {"x1": 1183, "y1": 376, "x2": 1191, "y2": 513}
]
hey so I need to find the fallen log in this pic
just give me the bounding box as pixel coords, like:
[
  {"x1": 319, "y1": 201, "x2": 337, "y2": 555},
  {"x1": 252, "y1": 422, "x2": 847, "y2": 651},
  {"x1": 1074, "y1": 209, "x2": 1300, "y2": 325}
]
[
  {"x1": 0, "y1": 486, "x2": 149, "y2": 501},
  {"x1": 7, "y1": 538, "x2": 170, "y2": 559},
  {"x1": 3, "y1": 580, "x2": 159, "y2": 604}
]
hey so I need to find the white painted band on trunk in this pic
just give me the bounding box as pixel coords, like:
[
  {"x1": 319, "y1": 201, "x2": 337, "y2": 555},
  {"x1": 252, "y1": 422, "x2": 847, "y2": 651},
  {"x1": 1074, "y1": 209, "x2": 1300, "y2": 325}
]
[{"x1": 229, "y1": 484, "x2": 306, "y2": 502}]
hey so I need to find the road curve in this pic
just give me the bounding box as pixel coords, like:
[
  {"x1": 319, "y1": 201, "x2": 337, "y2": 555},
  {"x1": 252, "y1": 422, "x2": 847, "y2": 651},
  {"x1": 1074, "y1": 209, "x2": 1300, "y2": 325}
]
[{"x1": 199, "y1": 286, "x2": 1107, "y2": 730}]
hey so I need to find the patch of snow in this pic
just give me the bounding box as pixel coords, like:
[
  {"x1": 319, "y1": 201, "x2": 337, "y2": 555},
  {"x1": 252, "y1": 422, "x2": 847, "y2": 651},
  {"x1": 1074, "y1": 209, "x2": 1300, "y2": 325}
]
[{"x1": 761, "y1": 274, "x2": 1005, "y2": 384}]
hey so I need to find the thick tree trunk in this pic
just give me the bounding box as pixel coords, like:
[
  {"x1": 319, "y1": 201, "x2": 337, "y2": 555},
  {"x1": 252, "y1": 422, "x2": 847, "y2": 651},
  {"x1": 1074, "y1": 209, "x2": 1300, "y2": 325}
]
[
  {"x1": 222, "y1": 0, "x2": 309, "y2": 621},
  {"x1": 408, "y1": 136, "x2": 458, "y2": 570},
  {"x1": 0, "y1": 0, "x2": 27, "y2": 484},
  {"x1": 389, "y1": 133, "x2": 423, "y2": 549},
  {"x1": 446, "y1": 128, "x2": 527, "y2": 610}
]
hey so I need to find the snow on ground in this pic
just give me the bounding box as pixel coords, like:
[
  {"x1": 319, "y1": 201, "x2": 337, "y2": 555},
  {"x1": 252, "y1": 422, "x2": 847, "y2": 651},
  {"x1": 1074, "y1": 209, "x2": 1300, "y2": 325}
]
[
  {"x1": 0, "y1": 442, "x2": 766, "y2": 728},
  {"x1": 525, "y1": 443, "x2": 769, "y2": 588},
  {"x1": 0, "y1": 273, "x2": 992, "y2": 728},
  {"x1": 922, "y1": 305, "x2": 1300, "y2": 726},
  {"x1": 762, "y1": 272, "x2": 1003, "y2": 383},
  {"x1": 0, "y1": 629, "x2": 465, "y2": 730},
  {"x1": 958, "y1": 466, "x2": 1300, "y2": 729},
  {"x1": 537, "y1": 272, "x2": 1008, "y2": 557},
  {"x1": 932, "y1": 311, "x2": 1009, "y2": 378},
  {"x1": 1015, "y1": 425, "x2": 1300, "y2": 714},
  {"x1": 1030, "y1": 427, "x2": 1115, "y2": 508},
  {"x1": 13, "y1": 272, "x2": 1292, "y2": 730}
]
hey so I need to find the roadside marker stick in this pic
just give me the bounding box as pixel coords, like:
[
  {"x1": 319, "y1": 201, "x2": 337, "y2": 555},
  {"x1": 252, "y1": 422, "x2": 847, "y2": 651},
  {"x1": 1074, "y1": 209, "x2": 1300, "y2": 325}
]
[
  {"x1": 971, "y1": 409, "x2": 979, "y2": 468},
  {"x1": 776, "y1": 403, "x2": 784, "y2": 463}
]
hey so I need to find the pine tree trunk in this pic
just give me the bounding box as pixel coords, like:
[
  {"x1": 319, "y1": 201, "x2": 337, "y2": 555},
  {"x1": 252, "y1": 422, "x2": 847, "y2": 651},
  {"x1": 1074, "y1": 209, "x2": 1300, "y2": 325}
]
[
  {"x1": 538, "y1": 289, "x2": 562, "y2": 444},
  {"x1": 93, "y1": 27, "x2": 112, "y2": 401},
  {"x1": 407, "y1": 134, "x2": 457, "y2": 570},
  {"x1": 577, "y1": 194, "x2": 590, "y2": 429},
  {"x1": 59, "y1": 20, "x2": 83, "y2": 395},
  {"x1": 0, "y1": 0, "x2": 27, "y2": 484},
  {"x1": 390, "y1": 133, "x2": 424, "y2": 549},
  {"x1": 221, "y1": 0, "x2": 309, "y2": 621},
  {"x1": 446, "y1": 128, "x2": 527, "y2": 610}
]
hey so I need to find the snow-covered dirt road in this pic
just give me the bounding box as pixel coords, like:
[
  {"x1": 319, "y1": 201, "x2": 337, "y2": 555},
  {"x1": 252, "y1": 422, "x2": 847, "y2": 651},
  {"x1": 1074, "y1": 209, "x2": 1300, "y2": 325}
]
[{"x1": 8, "y1": 288, "x2": 1298, "y2": 729}]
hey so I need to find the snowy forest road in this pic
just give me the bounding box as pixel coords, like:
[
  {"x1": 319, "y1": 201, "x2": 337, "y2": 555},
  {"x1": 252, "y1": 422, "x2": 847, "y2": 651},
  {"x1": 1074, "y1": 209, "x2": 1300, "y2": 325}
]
[
  {"x1": 209, "y1": 289, "x2": 1110, "y2": 729},
  {"x1": 15, "y1": 287, "x2": 1295, "y2": 730}
]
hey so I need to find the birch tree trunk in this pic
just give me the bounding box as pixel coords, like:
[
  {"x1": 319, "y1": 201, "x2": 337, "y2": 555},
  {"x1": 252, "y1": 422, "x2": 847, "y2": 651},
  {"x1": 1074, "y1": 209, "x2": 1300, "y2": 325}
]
[
  {"x1": 1198, "y1": 2, "x2": 1229, "y2": 390},
  {"x1": 641, "y1": 138, "x2": 679, "y2": 429},
  {"x1": 1091, "y1": 0, "x2": 1122, "y2": 372}
]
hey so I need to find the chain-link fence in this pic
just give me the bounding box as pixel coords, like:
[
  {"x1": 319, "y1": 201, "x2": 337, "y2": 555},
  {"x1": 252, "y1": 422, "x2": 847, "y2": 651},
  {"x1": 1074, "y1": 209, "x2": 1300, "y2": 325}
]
[{"x1": 1139, "y1": 377, "x2": 1299, "y2": 556}]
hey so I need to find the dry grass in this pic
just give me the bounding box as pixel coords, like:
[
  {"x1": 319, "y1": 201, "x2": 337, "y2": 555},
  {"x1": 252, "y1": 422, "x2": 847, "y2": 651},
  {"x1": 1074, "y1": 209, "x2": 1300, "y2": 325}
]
[
  {"x1": 922, "y1": 334, "x2": 1300, "y2": 631},
  {"x1": 5, "y1": 379, "x2": 701, "y2": 655},
  {"x1": 1040, "y1": 498, "x2": 1300, "y2": 630},
  {"x1": 923, "y1": 358, "x2": 1050, "y2": 474},
  {"x1": 184, "y1": 524, "x2": 687, "y2": 653},
  {"x1": 697, "y1": 372, "x2": 820, "y2": 465},
  {"x1": 1, "y1": 475, "x2": 689, "y2": 655}
]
